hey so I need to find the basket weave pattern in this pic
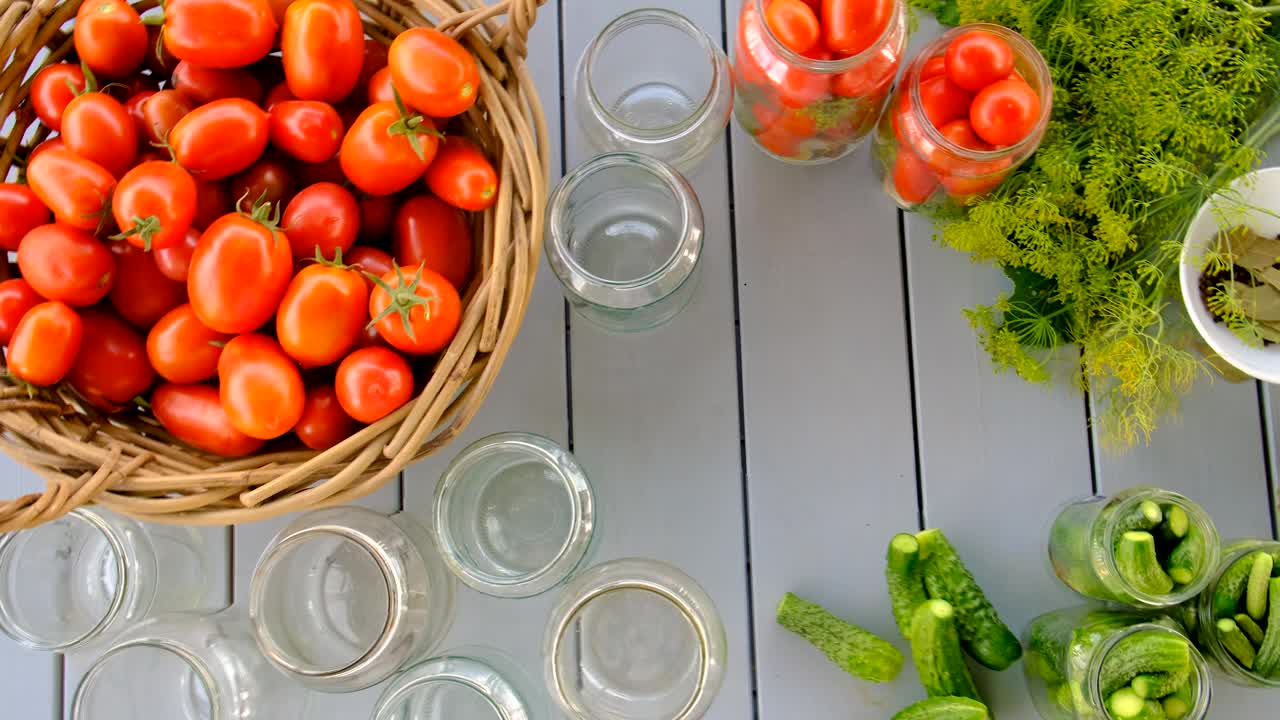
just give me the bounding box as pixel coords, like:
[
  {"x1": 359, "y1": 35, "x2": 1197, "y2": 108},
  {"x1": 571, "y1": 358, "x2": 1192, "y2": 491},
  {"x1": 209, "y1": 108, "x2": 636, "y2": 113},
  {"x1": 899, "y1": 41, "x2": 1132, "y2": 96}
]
[{"x1": 0, "y1": 0, "x2": 549, "y2": 530}]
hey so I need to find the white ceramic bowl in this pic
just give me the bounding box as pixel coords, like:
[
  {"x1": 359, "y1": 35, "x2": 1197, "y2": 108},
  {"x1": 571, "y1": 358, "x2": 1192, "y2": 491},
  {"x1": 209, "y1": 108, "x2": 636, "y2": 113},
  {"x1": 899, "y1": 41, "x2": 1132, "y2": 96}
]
[{"x1": 1180, "y1": 167, "x2": 1280, "y2": 382}]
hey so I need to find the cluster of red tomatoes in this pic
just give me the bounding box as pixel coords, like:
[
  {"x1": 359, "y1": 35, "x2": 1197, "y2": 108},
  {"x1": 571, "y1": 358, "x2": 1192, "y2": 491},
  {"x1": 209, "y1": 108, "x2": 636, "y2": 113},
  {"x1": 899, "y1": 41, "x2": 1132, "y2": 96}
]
[
  {"x1": 888, "y1": 29, "x2": 1043, "y2": 204},
  {"x1": 0, "y1": 0, "x2": 499, "y2": 457}
]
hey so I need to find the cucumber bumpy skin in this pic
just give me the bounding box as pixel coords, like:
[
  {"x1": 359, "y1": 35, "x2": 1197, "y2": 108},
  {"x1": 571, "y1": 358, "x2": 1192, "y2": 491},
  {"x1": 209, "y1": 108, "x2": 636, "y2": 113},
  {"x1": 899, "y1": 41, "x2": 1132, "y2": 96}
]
[
  {"x1": 1157, "y1": 504, "x2": 1189, "y2": 541},
  {"x1": 775, "y1": 592, "x2": 904, "y2": 683},
  {"x1": 1254, "y1": 577, "x2": 1280, "y2": 677},
  {"x1": 1131, "y1": 668, "x2": 1188, "y2": 699},
  {"x1": 891, "y1": 696, "x2": 989, "y2": 720},
  {"x1": 1115, "y1": 531, "x2": 1175, "y2": 596},
  {"x1": 1165, "y1": 530, "x2": 1205, "y2": 586},
  {"x1": 916, "y1": 529, "x2": 1022, "y2": 671},
  {"x1": 1245, "y1": 552, "x2": 1274, "y2": 621},
  {"x1": 1099, "y1": 630, "x2": 1191, "y2": 697},
  {"x1": 1216, "y1": 618, "x2": 1256, "y2": 669},
  {"x1": 1234, "y1": 613, "x2": 1266, "y2": 647},
  {"x1": 909, "y1": 600, "x2": 983, "y2": 703},
  {"x1": 886, "y1": 533, "x2": 929, "y2": 639},
  {"x1": 1213, "y1": 551, "x2": 1262, "y2": 618}
]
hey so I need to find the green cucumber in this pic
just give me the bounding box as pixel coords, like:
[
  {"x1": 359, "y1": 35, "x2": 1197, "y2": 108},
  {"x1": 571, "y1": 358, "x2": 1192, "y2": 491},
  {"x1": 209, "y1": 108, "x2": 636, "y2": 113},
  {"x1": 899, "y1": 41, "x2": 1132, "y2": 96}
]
[
  {"x1": 1254, "y1": 577, "x2": 1280, "y2": 676},
  {"x1": 1213, "y1": 552, "x2": 1261, "y2": 618},
  {"x1": 1246, "y1": 552, "x2": 1274, "y2": 621},
  {"x1": 1216, "y1": 618, "x2": 1256, "y2": 669},
  {"x1": 1115, "y1": 531, "x2": 1175, "y2": 596},
  {"x1": 886, "y1": 533, "x2": 929, "y2": 638},
  {"x1": 1131, "y1": 667, "x2": 1188, "y2": 699},
  {"x1": 1050, "y1": 682, "x2": 1074, "y2": 712},
  {"x1": 1115, "y1": 500, "x2": 1164, "y2": 536},
  {"x1": 1026, "y1": 611, "x2": 1077, "y2": 684},
  {"x1": 1099, "y1": 630, "x2": 1191, "y2": 696},
  {"x1": 916, "y1": 529, "x2": 1022, "y2": 670},
  {"x1": 1140, "y1": 700, "x2": 1169, "y2": 719},
  {"x1": 775, "y1": 592, "x2": 904, "y2": 683},
  {"x1": 909, "y1": 600, "x2": 983, "y2": 702},
  {"x1": 1106, "y1": 688, "x2": 1147, "y2": 719},
  {"x1": 1161, "y1": 684, "x2": 1193, "y2": 720},
  {"x1": 1157, "y1": 504, "x2": 1189, "y2": 541},
  {"x1": 891, "y1": 696, "x2": 989, "y2": 720},
  {"x1": 1165, "y1": 530, "x2": 1205, "y2": 586},
  {"x1": 1172, "y1": 603, "x2": 1198, "y2": 636},
  {"x1": 1234, "y1": 613, "x2": 1265, "y2": 647}
]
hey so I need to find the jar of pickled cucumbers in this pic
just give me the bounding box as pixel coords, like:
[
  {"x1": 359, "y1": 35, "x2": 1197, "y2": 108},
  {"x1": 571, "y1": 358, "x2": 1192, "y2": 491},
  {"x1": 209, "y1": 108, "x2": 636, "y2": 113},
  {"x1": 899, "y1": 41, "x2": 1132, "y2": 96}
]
[
  {"x1": 1023, "y1": 606, "x2": 1211, "y2": 720},
  {"x1": 732, "y1": 0, "x2": 907, "y2": 164},
  {"x1": 1048, "y1": 488, "x2": 1220, "y2": 608},
  {"x1": 871, "y1": 23, "x2": 1051, "y2": 209},
  {"x1": 1191, "y1": 540, "x2": 1280, "y2": 687}
]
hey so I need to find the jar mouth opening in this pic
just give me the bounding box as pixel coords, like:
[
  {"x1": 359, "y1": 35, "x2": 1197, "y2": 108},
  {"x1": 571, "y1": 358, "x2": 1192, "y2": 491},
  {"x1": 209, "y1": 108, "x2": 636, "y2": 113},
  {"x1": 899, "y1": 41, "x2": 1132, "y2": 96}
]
[
  {"x1": 1100, "y1": 491, "x2": 1221, "y2": 606},
  {"x1": 375, "y1": 656, "x2": 529, "y2": 720},
  {"x1": 751, "y1": 0, "x2": 903, "y2": 71},
  {"x1": 1200, "y1": 542, "x2": 1280, "y2": 686},
  {"x1": 1085, "y1": 624, "x2": 1211, "y2": 718},
  {"x1": 72, "y1": 639, "x2": 219, "y2": 720}
]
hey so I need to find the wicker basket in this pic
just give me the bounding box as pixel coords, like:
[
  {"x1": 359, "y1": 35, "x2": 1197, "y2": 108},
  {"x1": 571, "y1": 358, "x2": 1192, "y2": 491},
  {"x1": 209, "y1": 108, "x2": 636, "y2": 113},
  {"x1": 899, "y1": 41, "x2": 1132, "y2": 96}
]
[{"x1": 0, "y1": 0, "x2": 549, "y2": 530}]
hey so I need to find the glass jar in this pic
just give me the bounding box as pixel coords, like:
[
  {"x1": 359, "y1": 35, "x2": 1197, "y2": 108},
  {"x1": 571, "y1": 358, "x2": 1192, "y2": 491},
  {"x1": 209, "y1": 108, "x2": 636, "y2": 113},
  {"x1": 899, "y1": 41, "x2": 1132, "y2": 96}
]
[
  {"x1": 545, "y1": 152, "x2": 703, "y2": 333},
  {"x1": 1023, "y1": 606, "x2": 1210, "y2": 720},
  {"x1": 249, "y1": 506, "x2": 456, "y2": 693},
  {"x1": 0, "y1": 507, "x2": 212, "y2": 651},
  {"x1": 373, "y1": 646, "x2": 549, "y2": 720},
  {"x1": 1192, "y1": 540, "x2": 1280, "y2": 687},
  {"x1": 732, "y1": 0, "x2": 907, "y2": 164},
  {"x1": 71, "y1": 609, "x2": 306, "y2": 720},
  {"x1": 1048, "y1": 487, "x2": 1220, "y2": 607},
  {"x1": 871, "y1": 23, "x2": 1052, "y2": 209},
  {"x1": 543, "y1": 558, "x2": 727, "y2": 720},
  {"x1": 434, "y1": 432, "x2": 596, "y2": 599},
  {"x1": 575, "y1": 9, "x2": 732, "y2": 174}
]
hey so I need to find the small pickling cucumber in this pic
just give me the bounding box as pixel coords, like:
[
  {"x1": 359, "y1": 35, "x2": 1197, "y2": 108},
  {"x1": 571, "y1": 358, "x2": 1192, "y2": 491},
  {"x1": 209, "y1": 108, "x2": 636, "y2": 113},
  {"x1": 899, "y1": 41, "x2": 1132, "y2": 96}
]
[
  {"x1": 1246, "y1": 552, "x2": 1274, "y2": 621},
  {"x1": 1106, "y1": 688, "x2": 1148, "y2": 719},
  {"x1": 910, "y1": 600, "x2": 983, "y2": 702},
  {"x1": 1049, "y1": 682, "x2": 1074, "y2": 712},
  {"x1": 1115, "y1": 500, "x2": 1164, "y2": 536},
  {"x1": 1156, "y1": 504, "x2": 1189, "y2": 541},
  {"x1": 891, "y1": 696, "x2": 989, "y2": 720},
  {"x1": 1161, "y1": 683, "x2": 1193, "y2": 720},
  {"x1": 1099, "y1": 630, "x2": 1191, "y2": 696},
  {"x1": 1254, "y1": 577, "x2": 1280, "y2": 677},
  {"x1": 1115, "y1": 531, "x2": 1175, "y2": 596},
  {"x1": 1216, "y1": 618, "x2": 1256, "y2": 669},
  {"x1": 1213, "y1": 551, "x2": 1262, "y2": 618},
  {"x1": 1165, "y1": 530, "x2": 1205, "y2": 586},
  {"x1": 1234, "y1": 613, "x2": 1265, "y2": 647},
  {"x1": 886, "y1": 533, "x2": 929, "y2": 638},
  {"x1": 775, "y1": 592, "x2": 904, "y2": 683},
  {"x1": 1131, "y1": 667, "x2": 1188, "y2": 699},
  {"x1": 916, "y1": 529, "x2": 1022, "y2": 670}
]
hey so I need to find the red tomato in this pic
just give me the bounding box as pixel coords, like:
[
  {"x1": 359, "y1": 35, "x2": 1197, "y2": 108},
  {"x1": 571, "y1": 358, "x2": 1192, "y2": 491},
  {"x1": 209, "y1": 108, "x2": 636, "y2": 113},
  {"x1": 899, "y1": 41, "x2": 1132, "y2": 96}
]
[
  {"x1": 124, "y1": 90, "x2": 156, "y2": 145},
  {"x1": 152, "y1": 383, "x2": 264, "y2": 457},
  {"x1": 765, "y1": 0, "x2": 821, "y2": 55},
  {"x1": 358, "y1": 195, "x2": 397, "y2": 244},
  {"x1": 394, "y1": 194, "x2": 472, "y2": 290},
  {"x1": 153, "y1": 227, "x2": 203, "y2": 282},
  {"x1": 821, "y1": 0, "x2": 893, "y2": 56},
  {"x1": 335, "y1": 346, "x2": 413, "y2": 423},
  {"x1": 231, "y1": 158, "x2": 294, "y2": 212},
  {"x1": 140, "y1": 90, "x2": 196, "y2": 145},
  {"x1": 0, "y1": 279, "x2": 43, "y2": 345},
  {"x1": 8, "y1": 301, "x2": 82, "y2": 386},
  {"x1": 424, "y1": 136, "x2": 497, "y2": 211},
  {"x1": 921, "y1": 56, "x2": 947, "y2": 81},
  {"x1": 25, "y1": 148, "x2": 115, "y2": 231},
  {"x1": 282, "y1": 0, "x2": 364, "y2": 103},
  {"x1": 171, "y1": 62, "x2": 264, "y2": 106},
  {"x1": 366, "y1": 66, "x2": 395, "y2": 105},
  {"x1": 17, "y1": 225, "x2": 114, "y2": 306},
  {"x1": 171, "y1": 99, "x2": 270, "y2": 180},
  {"x1": 944, "y1": 31, "x2": 1014, "y2": 92},
  {"x1": 267, "y1": 0, "x2": 295, "y2": 22},
  {"x1": 147, "y1": 303, "x2": 230, "y2": 383},
  {"x1": 918, "y1": 75, "x2": 974, "y2": 130},
  {"x1": 354, "y1": 39, "x2": 390, "y2": 101},
  {"x1": 108, "y1": 241, "x2": 186, "y2": 327},
  {"x1": 263, "y1": 82, "x2": 297, "y2": 112},
  {"x1": 941, "y1": 165, "x2": 1011, "y2": 200},
  {"x1": 293, "y1": 156, "x2": 348, "y2": 187},
  {"x1": 892, "y1": 146, "x2": 939, "y2": 204},
  {"x1": 339, "y1": 102, "x2": 439, "y2": 196},
  {"x1": 969, "y1": 78, "x2": 1041, "y2": 146},
  {"x1": 388, "y1": 28, "x2": 480, "y2": 118},
  {"x1": 938, "y1": 118, "x2": 991, "y2": 151},
  {"x1": 217, "y1": 333, "x2": 305, "y2": 439},
  {"x1": 106, "y1": 74, "x2": 160, "y2": 102},
  {"x1": 192, "y1": 178, "x2": 232, "y2": 229},
  {"x1": 832, "y1": 46, "x2": 898, "y2": 98},
  {"x1": 67, "y1": 309, "x2": 155, "y2": 411},
  {"x1": 164, "y1": 0, "x2": 278, "y2": 69},
  {"x1": 0, "y1": 184, "x2": 50, "y2": 251},
  {"x1": 112, "y1": 161, "x2": 197, "y2": 251},
  {"x1": 188, "y1": 209, "x2": 294, "y2": 333},
  {"x1": 346, "y1": 246, "x2": 394, "y2": 289},
  {"x1": 283, "y1": 182, "x2": 359, "y2": 259},
  {"x1": 29, "y1": 64, "x2": 86, "y2": 132},
  {"x1": 739, "y1": 3, "x2": 829, "y2": 109},
  {"x1": 268, "y1": 101, "x2": 344, "y2": 163},
  {"x1": 27, "y1": 136, "x2": 64, "y2": 165},
  {"x1": 295, "y1": 385, "x2": 355, "y2": 449},
  {"x1": 74, "y1": 0, "x2": 147, "y2": 80},
  {"x1": 61, "y1": 93, "x2": 138, "y2": 178},
  {"x1": 276, "y1": 261, "x2": 369, "y2": 366},
  {"x1": 754, "y1": 123, "x2": 802, "y2": 158},
  {"x1": 145, "y1": 25, "x2": 179, "y2": 77},
  {"x1": 368, "y1": 263, "x2": 461, "y2": 355}
]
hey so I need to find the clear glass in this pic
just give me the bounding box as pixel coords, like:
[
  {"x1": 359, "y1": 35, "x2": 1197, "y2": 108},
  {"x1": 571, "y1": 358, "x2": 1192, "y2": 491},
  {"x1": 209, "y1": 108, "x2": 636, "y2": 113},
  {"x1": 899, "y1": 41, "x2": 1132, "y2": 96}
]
[
  {"x1": 1023, "y1": 607, "x2": 1210, "y2": 719},
  {"x1": 543, "y1": 558, "x2": 727, "y2": 720},
  {"x1": 546, "y1": 152, "x2": 704, "y2": 333},
  {"x1": 373, "y1": 646, "x2": 549, "y2": 720},
  {"x1": 0, "y1": 507, "x2": 212, "y2": 651},
  {"x1": 1193, "y1": 540, "x2": 1280, "y2": 687},
  {"x1": 1048, "y1": 487, "x2": 1220, "y2": 607},
  {"x1": 732, "y1": 0, "x2": 906, "y2": 164},
  {"x1": 249, "y1": 507, "x2": 456, "y2": 693},
  {"x1": 71, "y1": 608, "x2": 306, "y2": 720},
  {"x1": 575, "y1": 9, "x2": 732, "y2": 174},
  {"x1": 871, "y1": 23, "x2": 1053, "y2": 209},
  {"x1": 434, "y1": 433, "x2": 596, "y2": 598}
]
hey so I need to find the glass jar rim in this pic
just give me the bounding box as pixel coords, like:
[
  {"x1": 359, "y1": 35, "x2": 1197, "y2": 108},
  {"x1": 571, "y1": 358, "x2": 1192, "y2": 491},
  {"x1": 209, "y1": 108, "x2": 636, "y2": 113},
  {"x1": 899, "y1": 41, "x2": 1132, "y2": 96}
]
[
  {"x1": 1085, "y1": 623, "x2": 1212, "y2": 718},
  {"x1": 1099, "y1": 489, "x2": 1221, "y2": 607},
  {"x1": 72, "y1": 637, "x2": 221, "y2": 720},
  {"x1": 374, "y1": 654, "x2": 533, "y2": 720},
  {"x1": 1197, "y1": 540, "x2": 1280, "y2": 687},
  {"x1": 751, "y1": 0, "x2": 904, "y2": 72}
]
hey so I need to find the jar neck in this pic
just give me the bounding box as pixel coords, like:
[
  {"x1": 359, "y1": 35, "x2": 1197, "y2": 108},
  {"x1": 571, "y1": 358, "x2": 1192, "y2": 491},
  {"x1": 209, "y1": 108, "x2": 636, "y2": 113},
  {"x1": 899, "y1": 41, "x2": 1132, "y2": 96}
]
[
  {"x1": 751, "y1": 0, "x2": 905, "y2": 74},
  {"x1": 1092, "y1": 490, "x2": 1220, "y2": 606},
  {"x1": 1085, "y1": 624, "x2": 1211, "y2": 719},
  {"x1": 73, "y1": 638, "x2": 222, "y2": 720},
  {"x1": 375, "y1": 651, "x2": 540, "y2": 720}
]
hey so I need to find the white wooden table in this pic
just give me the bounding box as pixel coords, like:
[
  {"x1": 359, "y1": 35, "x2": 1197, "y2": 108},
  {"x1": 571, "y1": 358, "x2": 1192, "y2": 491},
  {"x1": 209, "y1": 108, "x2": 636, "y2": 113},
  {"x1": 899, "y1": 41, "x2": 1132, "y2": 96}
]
[{"x1": 3, "y1": 3, "x2": 1279, "y2": 717}]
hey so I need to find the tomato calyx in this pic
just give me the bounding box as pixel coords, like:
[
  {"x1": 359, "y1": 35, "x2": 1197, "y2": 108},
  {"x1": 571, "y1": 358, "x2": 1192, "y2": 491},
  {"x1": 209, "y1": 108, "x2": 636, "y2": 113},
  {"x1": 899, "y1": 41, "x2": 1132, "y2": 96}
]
[
  {"x1": 71, "y1": 62, "x2": 99, "y2": 96},
  {"x1": 389, "y1": 89, "x2": 444, "y2": 162},
  {"x1": 367, "y1": 262, "x2": 438, "y2": 342},
  {"x1": 310, "y1": 245, "x2": 355, "y2": 270},
  {"x1": 235, "y1": 190, "x2": 284, "y2": 241},
  {"x1": 110, "y1": 214, "x2": 164, "y2": 250}
]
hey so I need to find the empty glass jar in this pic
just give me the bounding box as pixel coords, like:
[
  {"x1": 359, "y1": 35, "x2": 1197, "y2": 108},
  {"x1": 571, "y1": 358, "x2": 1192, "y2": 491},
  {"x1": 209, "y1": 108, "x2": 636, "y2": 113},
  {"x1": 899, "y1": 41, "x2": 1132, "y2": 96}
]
[
  {"x1": 543, "y1": 558, "x2": 727, "y2": 720},
  {"x1": 575, "y1": 9, "x2": 733, "y2": 173},
  {"x1": 0, "y1": 507, "x2": 211, "y2": 651},
  {"x1": 434, "y1": 433, "x2": 596, "y2": 598},
  {"x1": 249, "y1": 506, "x2": 456, "y2": 693},
  {"x1": 373, "y1": 646, "x2": 549, "y2": 720},
  {"x1": 1192, "y1": 539, "x2": 1280, "y2": 687},
  {"x1": 546, "y1": 152, "x2": 704, "y2": 333}
]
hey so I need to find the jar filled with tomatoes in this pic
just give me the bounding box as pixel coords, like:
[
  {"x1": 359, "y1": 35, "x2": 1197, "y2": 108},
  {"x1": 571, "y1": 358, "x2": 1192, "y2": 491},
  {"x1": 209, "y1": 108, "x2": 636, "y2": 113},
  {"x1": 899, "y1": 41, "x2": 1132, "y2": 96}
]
[
  {"x1": 733, "y1": 0, "x2": 907, "y2": 164},
  {"x1": 872, "y1": 23, "x2": 1052, "y2": 209}
]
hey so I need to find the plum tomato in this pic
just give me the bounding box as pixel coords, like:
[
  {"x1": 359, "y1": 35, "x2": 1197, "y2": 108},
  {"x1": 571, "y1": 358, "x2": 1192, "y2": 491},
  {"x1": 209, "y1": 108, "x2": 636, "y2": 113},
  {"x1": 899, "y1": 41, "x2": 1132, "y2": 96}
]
[
  {"x1": 366, "y1": 66, "x2": 395, "y2": 105},
  {"x1": 918, "y1": 75, "x2": 974, "y2": 130},
  {"x1": 217, "y1": 333, "x2": 305, "y2": 440},
  {"x1": 821, "y1": 0, "x2": 893, "y2": 56},
  {"x1": 61, "y1": 92, "x2": 138, "y2": 178},
  {"x1": 920, "y1": 56, "x2": 947, "y2": 81},
  {"x1": 108, "y1": 241, "x2": 187, "y2": 328},
  {"x1": 0, "y1": 184, "x2": 50, "y2": 251},
  {"x1": 26, "y1": 148, "x2": 115, "y2": 231},
  {"x1": 0, "y1": 279, "x2": 43, "y2": 345},
  {"x1": 152, "y1": 383, "x2": 265, "y2": 457},
  {"x1": 281, "y1": 0, "x2": 364, "y2": 103},
  {"x1": 8, "y1": 301, "x2": 82, "y2": 386},
  {"x1": 368, "y1": 263, "x2": 462, "y2": 355},
  {"x1": 423, "y1": 136, "x2": 498, "y2": 211},
  {"x1": 74, "y1": 0, "x2": 147, "y2": 80},
  {"x1": 231, "y1": 157, "x2": 294, "y2": 212},
  {"x1": 282, "y1": 182, "x2": 359, "y2": 259},
  {"x1": 276, "y1": 260, "x2": 369, "y2": 367},
  {"x1": 892, "y1": 146, "x2": 939, "y2": 205},
  {"x1": 393, "y1": 194, "x2": 472, "y2": 291},
  {"x1": 140, "y1": 90, "x2": 196, "y2": 145},
  {"x1": 17, "y1": 224, "x2": 114, "y2": 306},
  {"x1": 147, "y1": 303, "x2": 231, "y2": 384},
  {"x1": 111, "y1": 161, "x2": 198, "y2": 251},
  {"x1": 124, "y1": 90, "x2": 156, "y2": 146},
  {"x1": 67, "y1": 308, "x2": 156, "y2": 411},
  {"x1": 388, "y1": 28, "x2": 480, "y2": 118},
  {"x1": 339, "y1": 102, "x2": 440, "y2": 196},
  {"x1": 171, "y1": 62, "x2": 265, "y2": 106},
  {"x1": 264, "y1": 82, "x2": 297, "y2": 112},
  {"x1": 969, "y1": 78, "x2": 1041, "y2": 147},
  {"x1": 170, "y1": 99, "x2": 270, "y2": 180},
  {"x1": 153, "y1": 227, "x2": 203, "y2": 282},
  {"x1": 335, "y1": 346, "x2": 413, "y2": 423},
  {"x1": 187, "y1": 205, "x2": 294, "y2": 333},
  {"x1": 268, "y1": 100, "x2": 344, "y2": 163},
  {"x1": 295, "y1": 385, "x2": 356, "y2": 449},
  {"x1": 944, "y1": 31, "x2": 1014, "y2": 92},
  {"x1": 765, "y1": 0, "x2": 821, "y2": 55},
  {"x1": 346, "y1": 246, "x2": 394, "y2": 289},
  {"x1": 164, "y1": 0, "x2": 278, "y2": 69},
  {"x1": 29, "y1": 63, "x2": 87, "y2": 131}
]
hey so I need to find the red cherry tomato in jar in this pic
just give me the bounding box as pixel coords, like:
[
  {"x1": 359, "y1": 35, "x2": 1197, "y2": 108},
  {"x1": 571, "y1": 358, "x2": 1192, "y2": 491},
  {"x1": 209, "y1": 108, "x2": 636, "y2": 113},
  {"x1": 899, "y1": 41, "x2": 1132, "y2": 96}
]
[
  {"x1": 347, "y1": 246, "x2": 394, "y2": 288},
  {"x1": 217, "y1": 333, "x2": 305, "y2": 439},
  {"x1": 0, "y1": 280, "x2": 43, "y2": 345},
  {"x1": 187, "y1": 209, "x2": 294, "y2": 333},
  {"x1": 163, "y1": 0, "x2": 278, "y2": 69},
  {"x1": 366, "y1": 66, "x2": 395, "y2": 105},
  {"x1": 335, "y1": 346, "x2": 413, "y2": 423},
  {"x1": 920, "y1": 56, "x2": 947, "y2": 81},
  {"x1": 388, "y1": 28, "x2": 480, "y2": 118},
  {"x1": 269, "y1": 101, "x2": 344, "y2": 163},
  {"x1": 358, "y1": 196, "x2": 397, "y2": 245},
  {"x1": 140, "y1": 90, "x2": 195, "y2": 145},
  {"x1": 152, "y1": 383, "x2": 264, "y2": 457},
  {"x1": 944, "y1": 31, "x2": 1014, "y2": 93},
  {"x1": 295, "y1": 385, "x2": 356, "y2": 449},
  {"x1": 276, "y1": 261, "x2": 370, "y2": 366},
  {"x1": 8, "y1": 301, "x2": 82, "y2": 386},
  {"x1": 765, "y1": 0, "x2": 821, "y2": 55},
  {"x1": 263, "y1": 82, "x2": 297, "y2": 112},
  {"x1": 112, "y1": 161, "x2": 198, "y2": 251},
  {"x1": 147, "y1": 303, "x2": 231, "y2": 383},
  {"x1": 832, "y1": 46, "x2": 898, "y2": 98},
  {"x1": 26, "y1": 148, "x2": 115, "y2": 231},
  {"x1": 283, "y1": 182, "x2": 359, "y2": 259},
  {"x1": 171, "y1": 99, "x2": 270, "y2": 180},
  {"x1": 108, "y1": 242, "x2": 187, "y2": 328},
  {"x1": 969, "y1": 78, "x2": 1041, "y2": 147},
  {"x1": 67, "y1": 309, "x2": 155, "y2": 411},
  {"x1": 29, "y1": 63, "x2": 87, "y2": 131},
  {"x1": 739, "y1": 3, "x2": 830, "y2": 109},
  {"x1": 231, "y1": 158, "x2": 294, "y2": 212},
  {"x1": 940, "y1": 165, "x2": 1012, "y2": 201},
  {"x1": 922, "y1": 118, "x2": 994, "y2": 174},
  {"x1": 171, "y1": 62, "x2": 264, "y2": 106},
  {"x1": 281, "y1": 0, "x2": 364, "y2": 103},
  {"x1": 153, "y1": 227, "x2": 203, "y2": 282},
  {"x1": 822, "y1": 0, "x2": 894, "y2": 56},
  {"x1": 339, "y1": 102, "x2": 439, "y2": 196},
  {"x1": 62, "y1": 93, "x2": 138, "y2": 178},
  {"x1": 893, "y1": 146, "x2": 939, "y2": 205},
  {"x1": 424, "y1": 136, "x2": 498, "y2": 211},
  {"x1": 192, "y1": 178, "x2": 232, "y2": 230},
  {"x1": 918, "y1": 75, "x2": 974, "y2": 129},
  {"x1": 0, "y1": 184, "x2": 50, "y2": 251},
  {"x1": 74, "y1": 0, "x2": 147, "y2": 80},
  {"x1": 17, "y1": 225, "x2": 114, "y2": 306},
  {"x1": 394, "y1": 195, "x2": 472, "y2": 291},
  {"x1": 368, "y1": 263, "x2": 462, "y2": 355}
]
